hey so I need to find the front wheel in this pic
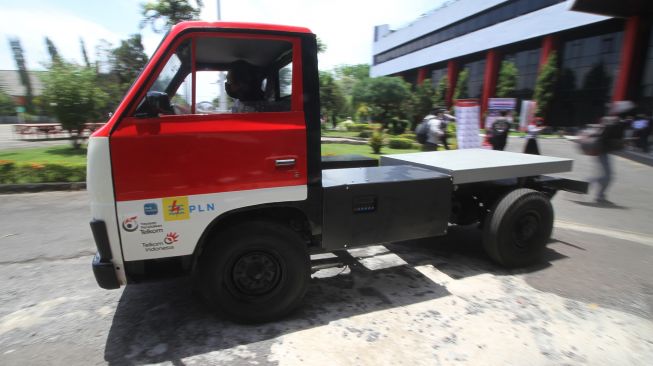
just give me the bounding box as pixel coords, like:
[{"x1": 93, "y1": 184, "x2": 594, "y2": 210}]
[
  {"x1": 199, "y1": 221, "x2": 310, "y2": 323},
  {"x1": 483, "y1": 188, "x2": 553, "y2": 267}
]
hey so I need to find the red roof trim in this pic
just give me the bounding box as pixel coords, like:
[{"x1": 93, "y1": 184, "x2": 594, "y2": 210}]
[{"x1": 169, "y1": 21, "x2": 312, "y2": 35}]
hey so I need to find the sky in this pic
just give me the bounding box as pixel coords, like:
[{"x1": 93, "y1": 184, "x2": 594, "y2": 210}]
[{"x1": 0, "y1": 0, "x2": 446, "y2": 72}]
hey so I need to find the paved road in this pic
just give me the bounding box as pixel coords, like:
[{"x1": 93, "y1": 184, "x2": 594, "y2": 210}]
[{"x1": 1, "y1": 139, "x2": 652, "y2": 365}]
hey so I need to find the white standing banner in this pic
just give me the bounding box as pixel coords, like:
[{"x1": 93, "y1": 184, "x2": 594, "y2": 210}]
[
  {"x1": 519, "y1": 100, "x2": 537, "y2": 131},
  {"x1": 455, "y1": 99, "x2": 481, "y2": 149}
]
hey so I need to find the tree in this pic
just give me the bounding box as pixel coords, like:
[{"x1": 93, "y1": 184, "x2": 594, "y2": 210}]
[
  {"x1": 45, "y1": 37, "x2": 62, "y2": 65},
  {"x1": 454, "y1": 69, "x2": 469, "y2": 101},
  {"x1": 0, "y1": 88, "x2": 15, "y2": 116},
  {"x1": 334, "y1": 64, "x2": 370, "y2": 97},
  {"x1": 433, "y1": 75, "x2": 448, "y2": 108},
  {"x1": 80, "y1": 38, "x2": 91, "y2": 68},
  {"x1": 496, "y1": 61, "x2": 518, "y2": 98},
  {"x1": 42, "y1": 62, "x2": 108, "y2": 148},
  {"x1": 112, "y1": 34, "x2": 149, "y2": 87},
  {"x1": 333, "y1": 64, "x2": 369, "y2": 119},
  {"x1": 352, "y1": 76, "x2": 412, "y2": 125},
  {"x1": 319, "y1": 71, "x2": 347, "y2": 126},
  {"x1": 534, "y1": 52, "x2": 558, "y2": 118},
  {"x1": 141, "y1": 0, "x2": 203, "y2": 33},
  {"x1": 316, "y1": 36, "x2": 327, "y2": 54},
  {"x1": 8, "y1": 37, "x2": 34, "y2": 113},
  {"x1": 334, "y1": 64, "x2": 370, "y2": 81},
  {"x1": 412, "y1": 78, "x2": 435, "y2": 126}
]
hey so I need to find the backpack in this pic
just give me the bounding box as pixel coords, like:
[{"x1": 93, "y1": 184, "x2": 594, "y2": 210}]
[
  {"x1": 578, "y1": 119, "x2": 624, "y2": 155},
  {"x1": 416, "y1": 120, "x2": 429, "y2": 144},
  {"x1": 578, "y1": 125, "x2": 604, "y2": 156}
]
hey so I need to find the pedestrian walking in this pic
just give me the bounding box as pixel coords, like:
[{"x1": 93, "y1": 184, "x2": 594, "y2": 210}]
[
  {"x1": 416, "y1": 108, "x2": 444, "y2": 152},
  {"x1": 523, "y1": 117, "x2": 544, "y2": 155},
  {"x1": 632, "y1": 114, "x2": 650, "y2": 153},
  {"x1": 437, "y1": 109, "x2": 450, "y2": 150},
  {"x1": 488, "y1": 111, "x2": 510, "y2": 151},
  {"x1": 593, "y1": 115, "x2": 626, "y2": 204}
]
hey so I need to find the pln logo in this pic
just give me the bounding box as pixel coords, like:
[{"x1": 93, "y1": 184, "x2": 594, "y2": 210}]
[
  {"x1": 164, "y1": 232, "x2": 179, "y2": 244},
  {"x1": 163, "y1": 196, "x2": 190, "y2": 221},
  {"x1": 122, "y1": 216, "x2": 139, "y2": 232}
]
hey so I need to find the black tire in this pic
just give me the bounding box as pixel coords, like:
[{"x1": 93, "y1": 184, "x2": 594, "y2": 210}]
[
  {"x1": 199, "y1": 220, "x2": 310, "y2": 323},
  {"x1": 483, "y1": 188, "x2": 553, "y2": 268}
]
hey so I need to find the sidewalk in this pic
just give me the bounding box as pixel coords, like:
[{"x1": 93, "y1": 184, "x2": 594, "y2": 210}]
[{"x1": 0, "y1": 124, "x2": 70, "y2": 151}]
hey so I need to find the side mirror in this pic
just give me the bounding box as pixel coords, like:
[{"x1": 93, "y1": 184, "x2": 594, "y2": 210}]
[{"x1": 135, "y1": 91, "x2": 175, "y2": 118}]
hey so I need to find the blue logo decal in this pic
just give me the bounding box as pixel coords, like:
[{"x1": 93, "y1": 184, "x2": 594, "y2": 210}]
[{"x1": 144, "y1": 203, "x2": 158, "y2": 215}]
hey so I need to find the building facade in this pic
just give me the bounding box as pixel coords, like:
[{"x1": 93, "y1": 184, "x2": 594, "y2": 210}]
[{"x1": 371, "y1": 0, "x2": 653, "y2": 127}]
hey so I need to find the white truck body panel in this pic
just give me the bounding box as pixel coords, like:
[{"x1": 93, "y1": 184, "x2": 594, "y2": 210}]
[
  {"x1": 117, "y1": 185, "x2": 307, "y2": 261},
  {"x1": 380, "y1": 149, "x2": 573, "y2": 184},
  {"x1": 87, "y1": 137, "x2": 127, "y2": 285}
]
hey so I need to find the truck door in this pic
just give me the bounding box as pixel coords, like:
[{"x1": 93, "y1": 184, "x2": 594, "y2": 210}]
[{"x1": 109, "y1": 32, "x2": 307, "y2": 261}]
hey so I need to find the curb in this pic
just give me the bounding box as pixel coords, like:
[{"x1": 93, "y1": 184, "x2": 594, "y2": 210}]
[{"x1": 0, "y1": 182, "x2": 86, "y2": 194}]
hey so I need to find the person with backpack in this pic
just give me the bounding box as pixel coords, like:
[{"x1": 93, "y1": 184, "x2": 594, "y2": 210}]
[
  {"x1": 438, "y1": 109, "x2": 451, "y2": 150},
  {"x1": 593, "y1": 115, "x2": 626, "y2": 204},
  {"x1": 416, "y1": 108, "x2": 444, "y2": 151},
  {"x1": 488, "y1": 111, "x2": 511, "y2": 150}
]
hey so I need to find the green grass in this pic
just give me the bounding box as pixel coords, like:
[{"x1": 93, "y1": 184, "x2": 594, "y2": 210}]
[
  {"x1": 321, "y1": 130, "x2": 365, "y2": 138},
  {"x1": 0, "y1": 146, "x2": 87, "y2": 165},
  {"x1": 321, "y1": 143, "x2": 421, "y2": 158}
]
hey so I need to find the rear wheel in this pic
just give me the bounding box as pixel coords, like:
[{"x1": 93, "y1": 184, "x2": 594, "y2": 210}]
[
  {"x1": 483, "y1": 188, "x2": 553, "y2": 267},
  {"x1": 200, "y1": 220, "x2": 310, "y2": 323}
]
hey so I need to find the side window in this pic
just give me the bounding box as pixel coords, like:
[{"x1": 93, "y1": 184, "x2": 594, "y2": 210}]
[
  {"x1": 279, "y1": 62, "x2": 293, "y2": 99},
  {"x1": 137, "y1": 36, "x2": 296, "y2": 117},
  {"x1": 195, "y1": 71, "x2": 230, "y2": 114},
  {"x1": 136, "y1": 39, "x2": 192, "y2": 116}
]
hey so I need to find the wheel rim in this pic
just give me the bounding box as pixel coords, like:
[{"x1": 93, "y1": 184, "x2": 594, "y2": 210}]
[
  {"x1": 513, "y1": 211, "x2": 541, "y2": 248},
  {"x1": 231, "y1": 251, "x2": 282, "y2": 296}
]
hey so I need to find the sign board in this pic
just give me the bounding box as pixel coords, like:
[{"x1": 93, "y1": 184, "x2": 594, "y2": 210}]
[
  {"x1": 488, "y1": 98, "x2": 517, "y2": 111},
  {"x1": 455, "y1": 99, "x2": 481, "y2": 149},
  {"x1": 15, "y1": 106, "x2": 25, "y2": 113},
  {"x1": 485, "y1": 98, "x2": 516, "y2": 131}
]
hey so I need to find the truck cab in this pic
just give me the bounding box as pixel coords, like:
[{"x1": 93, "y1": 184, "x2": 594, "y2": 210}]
[{"x1": 88, "y1": 21, "x2": 586, "y2": 323}]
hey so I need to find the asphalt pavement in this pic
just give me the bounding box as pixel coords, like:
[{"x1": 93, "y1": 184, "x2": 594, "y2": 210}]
[{"x1": 0, "y1": 138, "x2": 652, "y2": 365}]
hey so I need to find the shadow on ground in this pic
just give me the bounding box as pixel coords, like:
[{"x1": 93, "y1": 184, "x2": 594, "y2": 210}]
[
  {"x1": 569, "y1": 200, "x2": 629, "y2": 209},
  {"x1": 104, "y1": 225, "x2": 567, "y2": 365}
]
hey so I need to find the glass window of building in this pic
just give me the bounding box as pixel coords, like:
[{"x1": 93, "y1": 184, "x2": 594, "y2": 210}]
[
  {"x1": 503, "y1": 48, "x2": 541, "y2": 100},
  {"x1": 553, "y1": 30, "x2": 624, "y2": 125},
  {"x1": 638, "y1": 25, "x2": 653, "y2": 115},
  {"x1": 462, "y1": 59, "x2": 486, "y2": 99}
]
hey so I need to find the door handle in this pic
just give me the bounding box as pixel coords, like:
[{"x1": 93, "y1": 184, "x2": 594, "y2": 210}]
[{"x1": 275, "y1": 158, "x2": 296, "y2": 167}]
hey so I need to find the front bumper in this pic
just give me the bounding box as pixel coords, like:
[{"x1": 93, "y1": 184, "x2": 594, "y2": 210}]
[
  {"x1": 90, "y1": 219, "x2": 120, "y2": 289},
  {"x1": 92, "y1": 253, "x2": 119, "y2": 289}
]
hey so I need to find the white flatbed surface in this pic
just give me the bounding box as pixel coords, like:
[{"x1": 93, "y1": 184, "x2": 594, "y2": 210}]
[{"x1": 380, "y1": 149, "x2": 573, "y2": 184}]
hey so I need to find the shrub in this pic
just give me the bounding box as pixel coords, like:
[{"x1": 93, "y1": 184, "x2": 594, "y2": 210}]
[
  {"x1": 388, "y1": 138, "x2": 415, "y2": 149},
  {"x1": 0, "y1": 162, "x2": 86, "y2": 184},
  {"x1": 368, "y1": 128, "x2": 385, "y2": 154},
  {"x1": 358, "y1": 130, "x2": 372, "y2": 138},
  {"x1": 0, "y1": 160, "x2": 16, "y2": 183},
  {"x1": 346, "y1": 123, "x2": 372, "y2": 132},
  {"x1": 388, "y1": 118, "x2": 409, "y2": 135},
  {"x1": 336, "y1": 120, "x2": 354, "y2": 131},
  {"x1": 399, "y1": 133, "x2": 416, "y2": 141}
]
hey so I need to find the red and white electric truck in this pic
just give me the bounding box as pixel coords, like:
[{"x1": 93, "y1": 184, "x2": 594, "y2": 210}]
[{"x1": 88, "y1": 21, "x2": 587, "y2": 322}]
